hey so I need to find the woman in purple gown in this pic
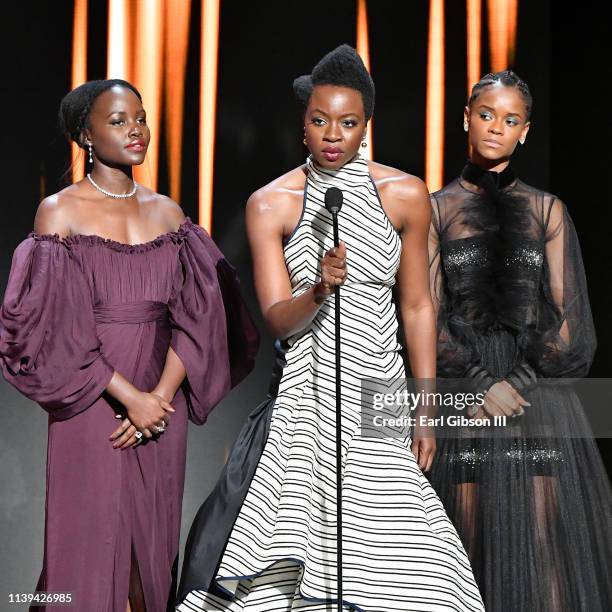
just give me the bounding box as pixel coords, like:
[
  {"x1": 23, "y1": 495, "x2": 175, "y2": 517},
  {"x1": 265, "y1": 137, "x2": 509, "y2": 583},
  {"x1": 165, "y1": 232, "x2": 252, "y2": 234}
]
[{"x1": 0, "y1": 79, "x2": 258, "y2": 612}]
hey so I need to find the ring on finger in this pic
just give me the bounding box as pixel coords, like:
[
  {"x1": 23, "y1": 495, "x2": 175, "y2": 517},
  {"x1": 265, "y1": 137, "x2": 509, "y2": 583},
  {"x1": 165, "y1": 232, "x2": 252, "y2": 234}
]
[{"x1": 134, "y1": 431, "x2": 143, "y2": 440}]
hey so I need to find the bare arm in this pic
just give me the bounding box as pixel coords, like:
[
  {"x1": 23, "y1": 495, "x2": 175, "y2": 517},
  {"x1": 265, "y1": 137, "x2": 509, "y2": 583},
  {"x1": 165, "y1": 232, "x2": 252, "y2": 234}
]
[
  {"x1": 152, "y1": 347, "x2": 186, "y2": 401},
  {"x1": 246, "y1": 189, "x2": 346, "y2": 339},
  {"x1": 391, "y1": 178, "x2": 437, "y2": 380},
  {"x1": 377, "y1": 175, "x2": 436, "y2": 470}
]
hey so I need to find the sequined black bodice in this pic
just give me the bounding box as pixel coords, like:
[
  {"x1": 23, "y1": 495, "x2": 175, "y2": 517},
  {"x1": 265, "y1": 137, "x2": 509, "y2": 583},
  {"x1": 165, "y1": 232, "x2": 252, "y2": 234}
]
[
  {"x1": 441, "y1": 233, "x2": 544, "y2": 335},
  {"x1": 442, "y1": 236, "x2": 544, "y2": 275}
]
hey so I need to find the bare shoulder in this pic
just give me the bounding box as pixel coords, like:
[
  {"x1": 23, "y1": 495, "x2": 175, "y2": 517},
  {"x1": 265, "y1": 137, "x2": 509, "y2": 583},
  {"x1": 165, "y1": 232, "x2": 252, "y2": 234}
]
[
  {"x1": 34, "y1": 184, "x2": 83, "y2": 236},
  {"x1": 137, "y1": 185, "x2": 186, "y2": 229},
  {"x1": 246, "y1": 166, "x2": 306, "y2": 238},
  {"x1": 247, "y1": 166, "x2": 306, "y2": 213},
  {"x1": 368, "y1": 161, "x2": 430, "y2": 232},
  {"x1": 368, "y1": 160, "x2": 429, "y2": 205}
]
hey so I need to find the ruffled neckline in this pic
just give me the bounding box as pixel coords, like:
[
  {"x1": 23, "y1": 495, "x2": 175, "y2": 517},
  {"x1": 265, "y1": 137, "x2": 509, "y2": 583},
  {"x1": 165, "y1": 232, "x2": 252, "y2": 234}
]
[
  {"x1": 306, "y1": 154, "x2": 371, "y2": 186},
  {"x1": 29, "y1": 217, "x2": 195, "y2": 253},
  {"x1": 460, "y1": 160, "x2": 517, "y2": 193}
]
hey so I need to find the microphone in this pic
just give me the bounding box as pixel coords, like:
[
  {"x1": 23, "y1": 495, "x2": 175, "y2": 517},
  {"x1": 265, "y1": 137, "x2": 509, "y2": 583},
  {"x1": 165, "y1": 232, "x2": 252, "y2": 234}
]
[
  {"x1": 324, "y1": 187, "x2": 343, "y2": 248},
  {"x1": 324, "y1": 186, "x2": 343, "y2": 215}
]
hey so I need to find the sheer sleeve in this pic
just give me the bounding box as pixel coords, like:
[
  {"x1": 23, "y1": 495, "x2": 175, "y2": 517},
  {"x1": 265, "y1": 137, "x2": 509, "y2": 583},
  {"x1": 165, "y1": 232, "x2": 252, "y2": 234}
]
[
  {"x1": 0, "y1": 236, "x2": 114, "y2": 419},
  {"x1": 516, "y1": 198, "x2": 596, "y2": 381},
  {"x1": 430, "y1": 196, "x2": 495, "y2": 392},
  {"x1": 168, "y1": 222, "x2": 259, "y2": 425}
]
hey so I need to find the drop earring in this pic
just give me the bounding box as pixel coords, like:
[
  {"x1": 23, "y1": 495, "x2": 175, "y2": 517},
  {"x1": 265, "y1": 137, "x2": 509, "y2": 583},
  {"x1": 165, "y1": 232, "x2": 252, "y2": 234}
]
[
  {"x1": 464, "y1": 123, "x2": 469, "y2": 132},
  {"x1": 303, "y1": 138, "x2": 307, "y2": 146},
  {"x1": 88, "y1": 143, "x2": 93, "y2": 164},
  {"x1": 361, "y1": 140, "x2": 367, "y2": 148},
  {"x1": 519, "y1": 138, "x2": 525, "y2": 145}
]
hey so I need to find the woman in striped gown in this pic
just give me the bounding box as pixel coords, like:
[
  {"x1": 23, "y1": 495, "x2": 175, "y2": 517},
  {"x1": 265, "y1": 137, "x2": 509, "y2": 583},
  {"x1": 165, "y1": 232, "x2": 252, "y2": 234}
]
[{"x1": 177, "y1": 45, "x2": 484, "y2": 612}]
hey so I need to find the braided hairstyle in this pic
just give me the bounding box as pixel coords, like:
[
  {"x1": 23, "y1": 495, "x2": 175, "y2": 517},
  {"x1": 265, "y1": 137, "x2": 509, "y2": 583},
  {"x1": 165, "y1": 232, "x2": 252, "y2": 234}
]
[
  {"x1": 468, "y1": 70, "x2": 532, "y2": 119},
  {"x1": 293, "y1": 44, "x2": 375, "y2": 120},
  {"x1": 59, "y1": 79, "x2": 142, "y2": 149}
]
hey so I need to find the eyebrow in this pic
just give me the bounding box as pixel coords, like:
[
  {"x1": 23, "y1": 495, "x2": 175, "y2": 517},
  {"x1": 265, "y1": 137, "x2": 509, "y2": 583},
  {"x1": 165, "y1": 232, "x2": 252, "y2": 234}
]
[
  {"x1": 311, "y1": 108, "x2": 359, "y2": 118},
  {"x1": 105, "y1": 109, "x2": 146, "y2": 118},
  {"x1": 477, "y1": 104, "x2": 522, "y2": 118}
]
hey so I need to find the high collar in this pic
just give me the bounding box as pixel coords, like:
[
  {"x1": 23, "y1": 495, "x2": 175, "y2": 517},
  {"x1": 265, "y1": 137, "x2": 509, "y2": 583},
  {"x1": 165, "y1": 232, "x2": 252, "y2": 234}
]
[
  {"x1": 461, "y1": 160, "x2": 516, "y2": 192},
  {"x1": 306, "y1": 154, "x2": 370, "y2": 187}
]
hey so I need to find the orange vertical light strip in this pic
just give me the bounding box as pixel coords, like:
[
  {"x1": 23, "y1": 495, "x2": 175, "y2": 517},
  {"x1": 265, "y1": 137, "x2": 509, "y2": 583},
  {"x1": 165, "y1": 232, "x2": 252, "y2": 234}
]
[
  {"x1": 132, "y1": 0, "x2": 164, "y2": 190},
  {"x1": 71, "y1": 0, "x2": 88, "y2": 183},
  {"x1": 425, "y1": 0, "x2": 445, "y2": 192},
  {"x1": 164, "y1": 0, "x2": 191, "y2": 203},
  {"x1": 466, "y1": 0, "x2": 481, "y2": 98},
  {"x1": 487, "y1": 0, "x2": 509, "y2": 71},
  {"x1": 507, "y1": 0, "x2": 518, "y2": 64},
  {"x1": 356, "y1": 0, "x2": 373, "y2": 160},
  {"x1": 107, "y1": 0, "x2": 129, "y2": 78},
  {"x1": 199, "y1": 0, "x2": 220, "y2": 231}
]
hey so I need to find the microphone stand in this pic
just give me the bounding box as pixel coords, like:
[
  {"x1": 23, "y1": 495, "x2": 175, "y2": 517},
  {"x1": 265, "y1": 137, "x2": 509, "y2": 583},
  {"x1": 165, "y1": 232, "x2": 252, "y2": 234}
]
[
  {"x1": 324, "y1": 185, "x2": 344, "y2": 610},
  {"x1": 331, "y1": 208, "x2": 343, "y2": 612}
]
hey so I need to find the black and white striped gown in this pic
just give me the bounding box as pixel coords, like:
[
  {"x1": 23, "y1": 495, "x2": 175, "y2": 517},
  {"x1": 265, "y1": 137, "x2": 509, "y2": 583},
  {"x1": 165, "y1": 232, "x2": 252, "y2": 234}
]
[{"x1": 178, "y1": 156, "x2": 484, "y2": 611}]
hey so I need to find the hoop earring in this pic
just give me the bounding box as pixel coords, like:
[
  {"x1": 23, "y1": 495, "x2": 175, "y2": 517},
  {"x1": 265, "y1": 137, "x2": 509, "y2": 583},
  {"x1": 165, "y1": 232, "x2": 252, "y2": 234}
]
[{"x1": 88, "y1": 143, "x2": 93, "y2": 164}]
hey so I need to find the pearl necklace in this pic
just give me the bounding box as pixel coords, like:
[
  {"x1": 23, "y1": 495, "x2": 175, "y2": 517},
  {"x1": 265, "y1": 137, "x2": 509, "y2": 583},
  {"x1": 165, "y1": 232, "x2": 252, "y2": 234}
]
[{"x1": 87, "y1": 173, "x2": 138, "y2": 199}]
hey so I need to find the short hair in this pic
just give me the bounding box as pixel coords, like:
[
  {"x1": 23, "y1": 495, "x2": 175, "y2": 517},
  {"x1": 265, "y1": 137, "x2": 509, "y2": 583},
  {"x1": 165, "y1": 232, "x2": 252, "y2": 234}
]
[
  {"x1": 468, "y1": 70, "x2": 532, "y2": 119},
  {"x1": 59, "y1": 79, "x2": 142, "y2": 148},
  {"x1": 293, "y1": 44, "x2": 375, "y2": 120}
]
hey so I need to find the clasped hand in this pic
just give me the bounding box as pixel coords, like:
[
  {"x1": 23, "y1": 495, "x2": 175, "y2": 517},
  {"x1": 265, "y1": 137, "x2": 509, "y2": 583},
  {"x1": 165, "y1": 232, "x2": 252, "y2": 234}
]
[
  {"x1": 109, "y1": 388, "x2": 175, "y2": 450},
  {"x1": 470, "y1": 380, "x2": 530, "y2": 419}
]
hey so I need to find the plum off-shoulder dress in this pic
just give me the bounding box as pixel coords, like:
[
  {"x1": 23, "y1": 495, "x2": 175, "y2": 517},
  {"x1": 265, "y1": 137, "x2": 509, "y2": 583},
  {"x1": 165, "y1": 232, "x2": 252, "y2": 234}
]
[{"x1": 0, "y1": 218, "x2": 258, "y2": 611}]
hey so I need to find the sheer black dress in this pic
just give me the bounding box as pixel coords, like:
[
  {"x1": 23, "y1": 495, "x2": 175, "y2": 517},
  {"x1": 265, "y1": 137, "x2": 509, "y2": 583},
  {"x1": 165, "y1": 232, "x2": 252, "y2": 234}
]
[{"x1": 428, "y1": 161, "x2": 612, "y2": 611}]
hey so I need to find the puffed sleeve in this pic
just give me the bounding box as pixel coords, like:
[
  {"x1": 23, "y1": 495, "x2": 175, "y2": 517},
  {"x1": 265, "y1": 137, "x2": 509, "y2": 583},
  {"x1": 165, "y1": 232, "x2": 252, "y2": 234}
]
[
  {"x1": 168, "y1": 222, "x2": 259, "y2": 425},
  {"x1": 0, "y1": 236, "x2": 114, "y2": 419},
  {"x1": 514, "y1": 198, "x2": 596, "y2": 383}
]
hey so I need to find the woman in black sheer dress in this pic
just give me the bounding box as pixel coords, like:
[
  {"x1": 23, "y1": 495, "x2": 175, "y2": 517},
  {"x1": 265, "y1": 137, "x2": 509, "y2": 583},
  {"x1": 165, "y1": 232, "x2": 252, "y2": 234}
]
[{"x1": 428, "y1": 70, "x2": 612, "y2": 611}]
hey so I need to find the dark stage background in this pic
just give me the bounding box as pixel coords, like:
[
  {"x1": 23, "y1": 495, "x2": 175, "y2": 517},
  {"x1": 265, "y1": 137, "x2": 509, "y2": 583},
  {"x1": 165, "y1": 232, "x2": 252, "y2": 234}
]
[{"x1": 1, "y1": 0, "x2": 610, "y2": 600}]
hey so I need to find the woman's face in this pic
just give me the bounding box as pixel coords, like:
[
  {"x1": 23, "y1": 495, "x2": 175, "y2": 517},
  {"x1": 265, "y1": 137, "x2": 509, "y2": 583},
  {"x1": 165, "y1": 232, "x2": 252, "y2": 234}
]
[
  {"x1": 84, "y1": 85, "x2": 150, "y2": 168},
  {"x1": 304, "y1": 85, "x2": 367, "y2": 169},
  {"x1": 465, "y1": 84, "x2": 530, "y2": 165}
]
